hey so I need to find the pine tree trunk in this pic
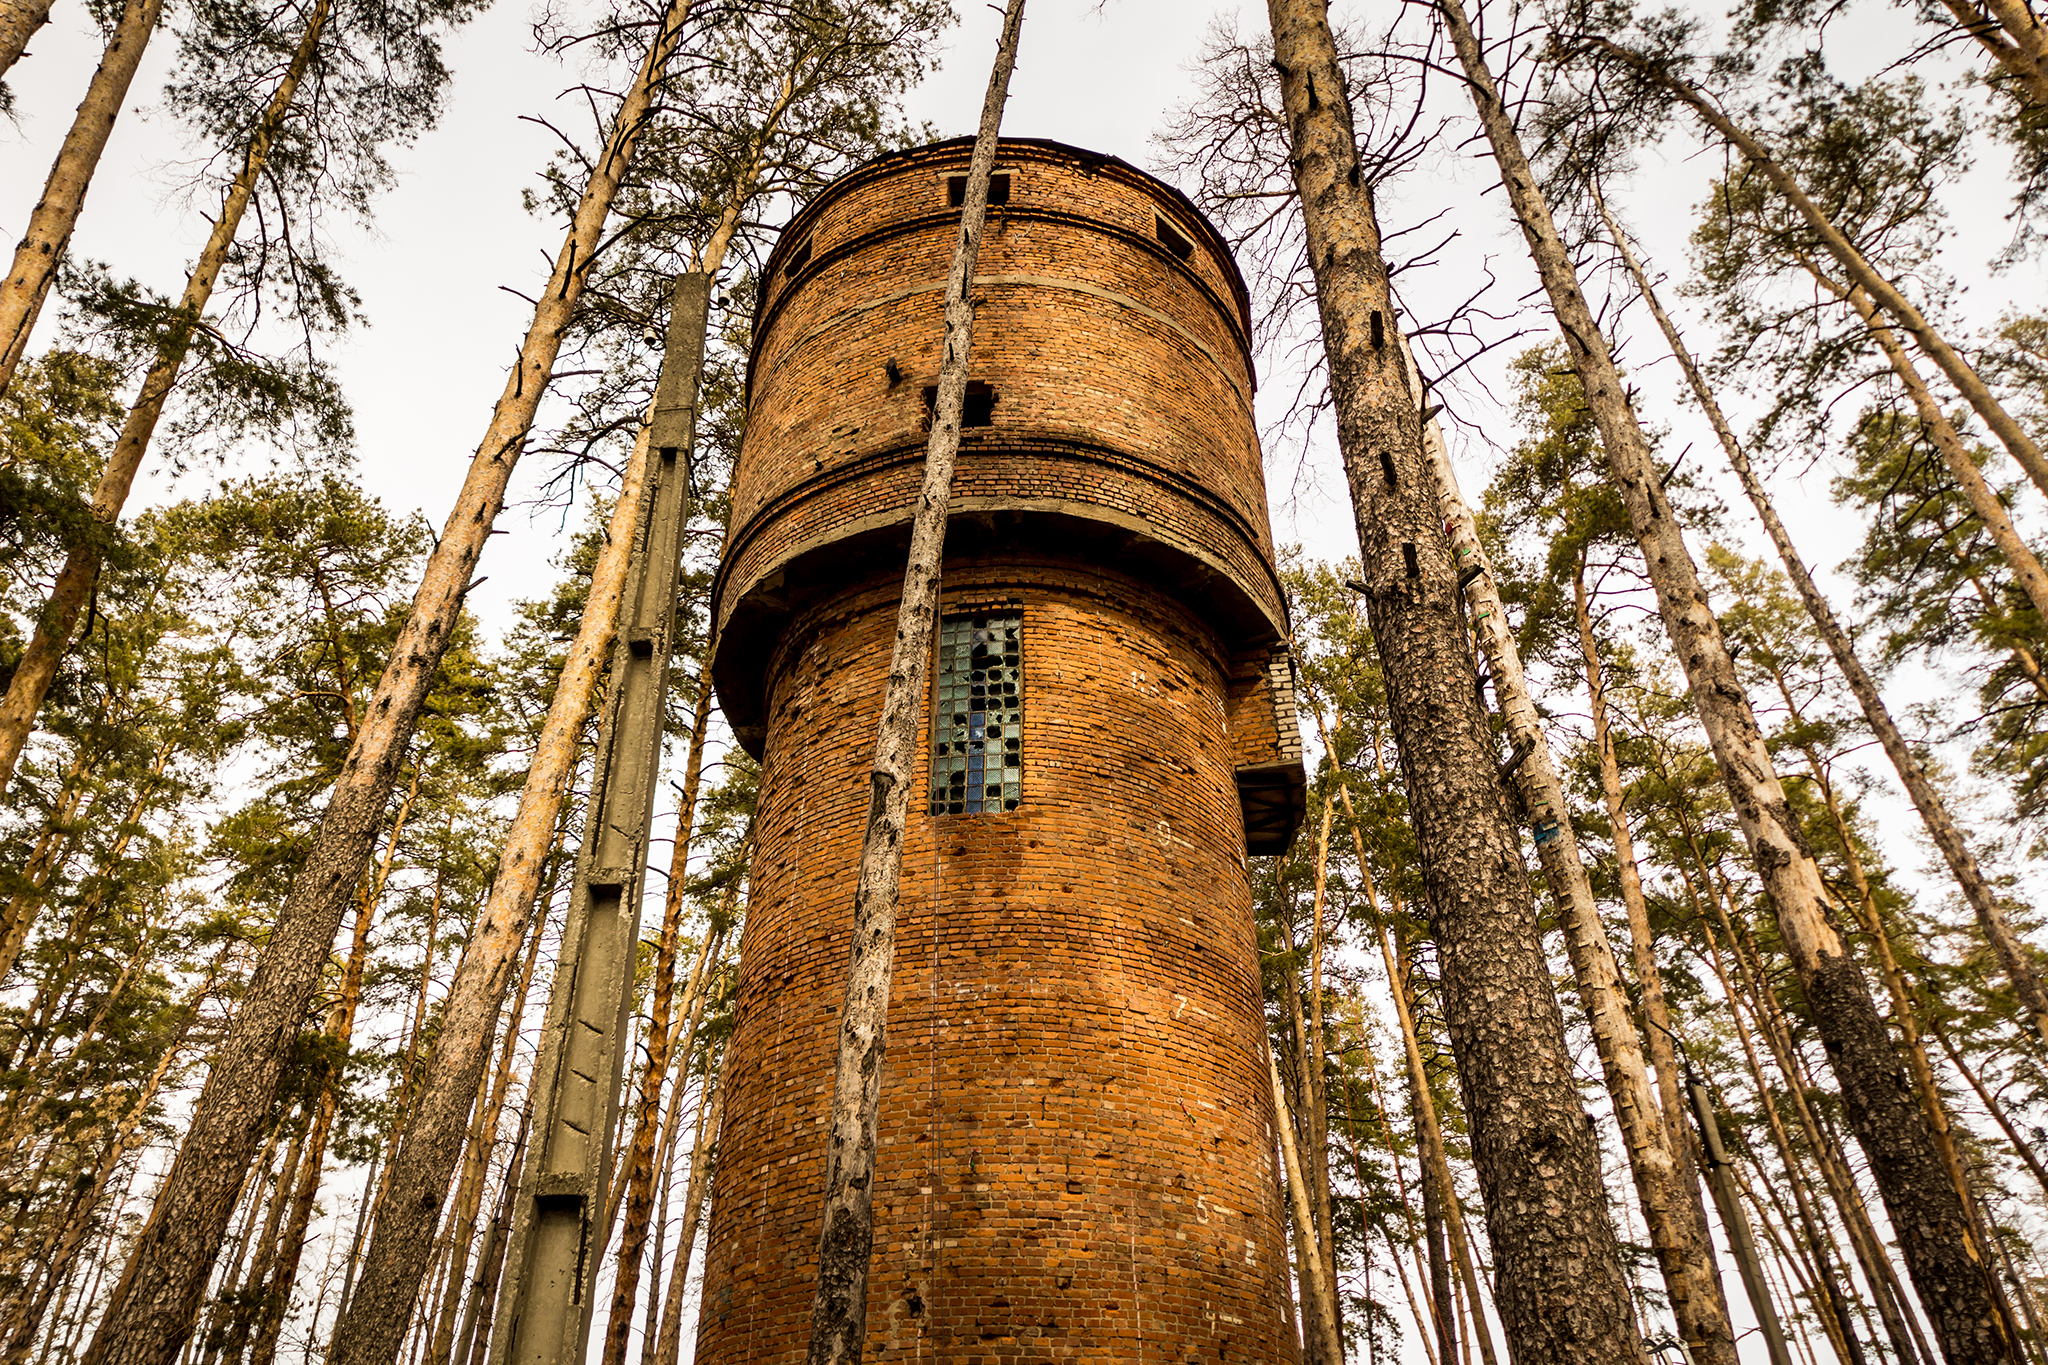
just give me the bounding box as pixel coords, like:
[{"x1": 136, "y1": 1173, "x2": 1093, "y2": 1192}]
[
  {"x1": 1932, "y1": 0, "x2": 2048, "y2": 105},
  {"x1": 803, "y1": 9, "x2": 1023, "y2": 1361},
  {"x1": 1802, "y1": 246, "x2": 2048, "y2": 654},
  {"x1": 644, "y1": 850, "x2": 745, "y2": 1365},
  {"x1": 1276, "y1": 814, "x2": 1339, "y2": 1363},
  {"x1": 1338, "y1": 995, "x2": 1442, "y2": 1355},
  {"x1": 1694, "y1": 895, "x2": 1912, "y2": 1365},
  {"x1": 0, "y1": 0, "x2": 51, "y2": 87},
  {"x1": 449, "y1": 1101, "x2": 533, "y2": 1365},
  {"x1": 1335, "y1": 1051, "x2": 1440, "y2": 1365},
  {"x1": 1587, "y1": 39, "x2": 2048, "y2": 501},
  {"x1": 1936, "y1": 1029, "x2": 2048, "y2": 1200},
  {"x1": 1309, "y1": 702, "x2": 1498, "y2": 1365},
  {"x1": 0, "y1": 0, "x2": 162, "y2": 400},
  {"x1": 1597, "y1": 207, "x2": 2048, "y2": 1028},
  {"x1": 1415, "y1": 344, "x2": 1735, "y2": 1364},
  {"x1": 82, "y1": 0, "x2": 699, "y2": 1352},
  {"x1": 1441, "y1": 5, "x2": 2014, "y2": 1356},
  {"x1": 246, "y1": 776, "x2": 421, "y2": 1365},
  {"x1": 1270, "y1": 1046, "x2": 1344, "y2": 1365},
  {"x1": 1268, "y1": 3, "x2": 1643, "y2": 1357},
  {"x1": 0, "y1": 0, "x2": 329, "y2": 800},
  {"x1": 648, "y1": 1070, "x2": 720, "y2": 1365},
  {"x1": 426, "y1": 840, "x2": 555, "y2": 1365},
  {"x1": 1669, "y1": 842, "x2": 1868, "y2": 1365},
  {"x1": 0, "y1": 738, "x2": 97, "y2": 988},
  {"x1": 330, "y1": 420, "x2": 671, "y2": 1365},
  {"x1": 1417, "y1": 1110, "x2": 1457, "y2": 1365},
  {"x1": 0, "y1": 992, "x2": 192, "y2": 1365}
]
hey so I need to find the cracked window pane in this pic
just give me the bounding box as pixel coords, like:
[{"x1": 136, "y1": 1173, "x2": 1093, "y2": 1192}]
[{"x1": 930, "y1": 614, "x2": 1022, "y2": 816}]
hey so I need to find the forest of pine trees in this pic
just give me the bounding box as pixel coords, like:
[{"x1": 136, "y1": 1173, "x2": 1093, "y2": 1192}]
[{"x1": 1, "y1": 0, "x2": 2046, "y2": 1360}]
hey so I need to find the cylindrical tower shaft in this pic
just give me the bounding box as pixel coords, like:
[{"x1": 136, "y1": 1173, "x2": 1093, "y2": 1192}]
[{"x1": 698, "y1": 138, "x2": 1305, "y2": 1362}]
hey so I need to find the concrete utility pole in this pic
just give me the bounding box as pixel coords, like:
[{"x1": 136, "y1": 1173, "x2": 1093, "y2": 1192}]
[
  {"x1": 1685, "y1": 1077, "x2": 1796, "y2": 1365},
  {"x1": 488, "y1": 273, "x2": 711, "y2": 1365}
]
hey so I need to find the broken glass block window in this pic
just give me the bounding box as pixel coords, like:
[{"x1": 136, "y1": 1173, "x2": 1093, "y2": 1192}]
[{"x1": 930, "y1": 614, "x2": 1022, "y2": 815}]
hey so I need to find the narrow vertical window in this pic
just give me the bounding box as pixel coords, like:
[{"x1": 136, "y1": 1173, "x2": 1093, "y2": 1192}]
[{"x1": 930, "y1": 614, "x2": 1022, "y2": 815}]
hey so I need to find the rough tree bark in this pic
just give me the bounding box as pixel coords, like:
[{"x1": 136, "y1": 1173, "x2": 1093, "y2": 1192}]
[
  {"x1": 0, "y1": 0, "x2": 51, "y2": 88},
  {"x1": 1586, "y1": 38, "x2": 2048, "y2": 503},
  {"x1": 0, "y1": 0, "x2": 328, "y2": 802},
  {"x1": 80, "y1": 8, "x2": 698, "y2": 1347},
  {"x1": 1309, "y1": 701, "x2": 1499, "y2": 1365},
  {"x1": 0, "y1": 0, "x2": 162, "y2": 401},
  {"x1": 1267, "y1": 2, "x2": 1645, "y2": 1358},
  {"x1": 1406, "y1": 339, "x2": 1734, "y2": 1364},
  {"x1": 801, "y1": 5, "x2": 1023, "y2": 1361},
  {"x1": 328, "y1": 417, "x2": 671, "y2": 1365},
  {"x1": 1440, "y1": 2, "x2": 2016, "y2": 1356}
]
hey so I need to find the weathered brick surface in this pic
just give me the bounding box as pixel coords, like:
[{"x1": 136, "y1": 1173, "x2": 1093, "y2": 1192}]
[
  {"x1": 695, "y1": 139, "x2": 1299, "y2": 1363},
  {"x1": 711, "y1": 138, "x2": 1288, "y2": 703},
  {"x1": 695, "y1": 564, "x2": 1296, "y2": 1363}
]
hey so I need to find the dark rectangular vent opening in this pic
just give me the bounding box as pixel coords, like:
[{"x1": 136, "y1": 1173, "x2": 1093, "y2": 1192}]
[
  {"x1": 923, "y1": 381, "x2": 996, "y2": 428},
  {"x1": 948, "y1": 173, "x2": 1011, "y2": 207},
  {"x1": 783, "y1": 234, "x2": 812, "y2": 276},
  {"x1": 1155, "y1": 215, "x2": 1194, "y2": 262}
]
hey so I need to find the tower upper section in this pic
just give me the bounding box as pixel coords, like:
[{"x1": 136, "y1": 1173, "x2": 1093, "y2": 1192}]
[{"x1": 710, "y1": 138, "x2": 1300, "y2": 845}]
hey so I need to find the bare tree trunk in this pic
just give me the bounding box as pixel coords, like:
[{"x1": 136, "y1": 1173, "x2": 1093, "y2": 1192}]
[
  {"x1": 1595, "y1": 213, "x2": 2048, "y2": 1037},
  {"x1": 1276, "y1": 809, "x2": 1339, "y2": 1363},
  {"x1": 330, "y1": 422, "x2": 671, "y2": 1365},
  {"x1": 78, "y1": 5, "x2": 705, "y2": 1350},
  {"x1": 1413, "y1": 340, "x2": 1735, "y2": 1365},
  {"x1": 1663, "y1": 827, "x2": 1869, "y2": 1365},
  {"x1": 802, "y1": 8, "x2": 1023, "y2": 1361},
  {"x1": 1304, "y1": 802, "x2": 1336, "y2": 1290},
  {"x1": 1693, "y1": 895, "x2": 1914, "y2": 1365},
  {"x1": 1784, "y1": 233, "x2": 2048, "y2": 659},
  {"x1": 1438, "y1": 5, "x2": 2013, "y2": 1356},
  {"x1": 1936, "y1": 1030, "x2": 2048, "y2": 1200},
  {"x1": 246, "y1": 776, "x2": 421, "y2": 1365},
  {"x1": 1929, "y1": 0, "x2": 2048, "y2": 106},
  {"x1": 1267, "y1": 4, "x2": 1643, "y2": 1358},
  {"x1": 1310, "y1": 702, "x2": 1499, "y2": 1365},
  {"x1": 648, "y1": 1070, "x2": 720, "y2": 1365},
  {"x1": 1586, "y1": 39, "x2": 2048, "y2": 502},
  {"x1": 0, "y1": 0, "x2": 330, "y2": 800},
  {"x1": 449, "y1": 1098, "x2": 532, "y2": 1365},
  {"x1": 0, "y1": 0, "x2": 50, "y2": 82},
  {"x1": 0, "y1": 0, "x2": 162, "y2": 400},
  {"x1": 1271, "y1": 1046, "x2": 1344, "y2": 1365},
  {"x1": 1418, "y1": 1120, "x2": 1457, "y2": 1365}
]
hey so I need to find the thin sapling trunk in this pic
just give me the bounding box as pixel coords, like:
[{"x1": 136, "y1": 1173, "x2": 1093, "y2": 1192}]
[{"x1": 801, "y1": 5, "x2": 1025, "y2": 1361}]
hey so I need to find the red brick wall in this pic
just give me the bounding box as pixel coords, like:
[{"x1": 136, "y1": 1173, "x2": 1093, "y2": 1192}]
[
  {"x1": 711, "y1": 139, "x2": 1288, "y2": 702},
  {"x1": 693, "y1": 561, "x2": 1297, "y2": 1364}
]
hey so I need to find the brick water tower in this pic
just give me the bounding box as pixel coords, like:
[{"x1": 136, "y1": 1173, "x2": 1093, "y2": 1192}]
[{"x1": 698, "y1": 137, "x2": 1307, "y2": 1362}]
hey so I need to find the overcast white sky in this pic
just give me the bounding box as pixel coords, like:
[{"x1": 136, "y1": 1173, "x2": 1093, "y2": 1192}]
[{"x1": 4, "y1": 0, "x2": 2024, "y2": 630}]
